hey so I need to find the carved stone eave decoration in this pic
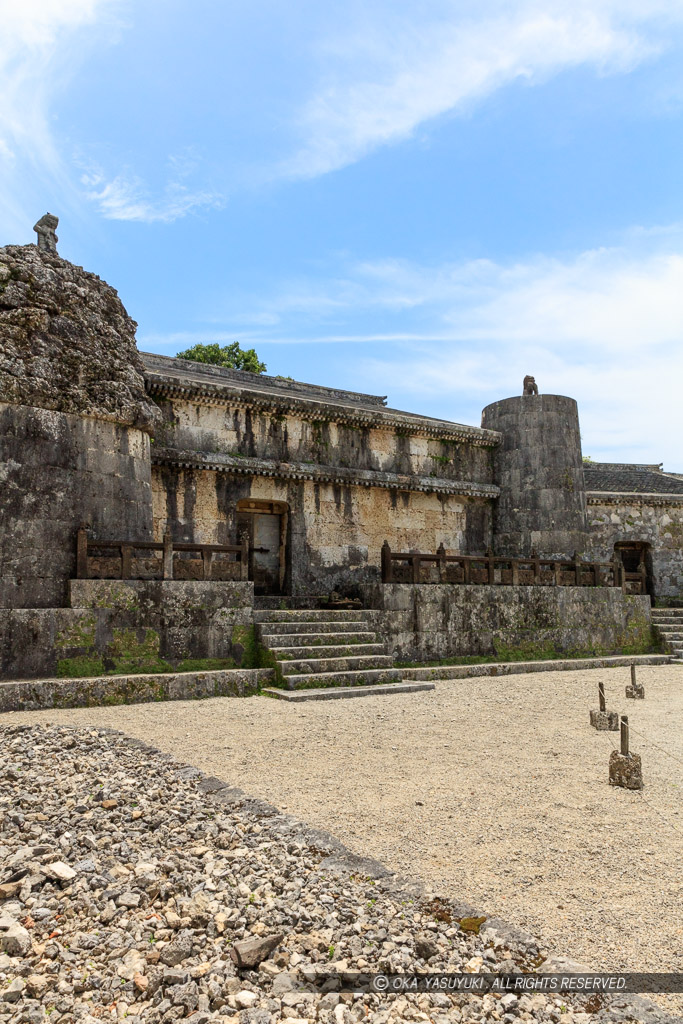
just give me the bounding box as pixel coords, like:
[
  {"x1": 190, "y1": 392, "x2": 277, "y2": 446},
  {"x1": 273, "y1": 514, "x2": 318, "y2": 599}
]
[
  {"x1": 145, "y1": 376, "x2": 502, "y2": 449},
  {"x1": 587, "y1": 491, "x2": 683, "y2": 507},
  {"x1": 151, "y1": 447, "x2": 500, "y2": 499}
]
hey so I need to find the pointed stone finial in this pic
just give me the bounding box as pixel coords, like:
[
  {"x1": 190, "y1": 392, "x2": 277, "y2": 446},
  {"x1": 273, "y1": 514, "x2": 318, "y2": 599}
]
[{"x1": 33, "y1": 213, "x2": 59, "y2": 254}]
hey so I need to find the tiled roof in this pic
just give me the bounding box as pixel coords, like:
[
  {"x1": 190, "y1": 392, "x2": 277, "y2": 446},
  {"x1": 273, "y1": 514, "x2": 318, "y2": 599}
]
[{"x1": 584, "y1": 463, "x2": 683, "y2": 494}]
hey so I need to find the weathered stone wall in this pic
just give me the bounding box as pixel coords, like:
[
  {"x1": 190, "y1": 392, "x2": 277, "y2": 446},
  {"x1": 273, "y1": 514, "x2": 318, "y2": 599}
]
[
  {"x1": 362, "y1": 583, "x2": 653, "y2": 662},
  {"x1": 587, "y1": 497, "x2": 683, "y2": 597},
  {"x1": 152, "y1": 397, "x2": 495, "y2": 483},
  {"x1": 0, "y1": 404, "x2": 153, "y2": 608},
  {"x1": 0, "y1": 668, "x2": 273, "y2": 712},
  {"x1": 0, "y1": 246, "x2": 159, "y2": 431},
  {"x1": 0, "y1": 244, "x2": 161, "y2": 609},
  {"x1": 481, "y1": 395, "x2": 589, "y2": 559},
  {"x1": 0, "y1": 580, "x2": 254, "y2": 680},
  {"x1": 151, "y1": 465, "x2": 493, "y2": 596}
]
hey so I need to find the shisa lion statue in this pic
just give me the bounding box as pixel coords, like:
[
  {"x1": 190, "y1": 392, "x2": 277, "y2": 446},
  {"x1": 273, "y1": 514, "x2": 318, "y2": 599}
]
[
  {"x1": 33, "y1": 213, "x2": 59, "y2": 254},
  {"x1": 523, "y1": 374, "x2": 538, "y2": 396}
]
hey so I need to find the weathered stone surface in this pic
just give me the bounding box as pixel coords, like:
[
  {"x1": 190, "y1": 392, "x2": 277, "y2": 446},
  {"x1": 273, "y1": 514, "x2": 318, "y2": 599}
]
[
  {"x1": 363, "y1": 583, "x2": 653, "y2": 663},
  {"x1": 0, "y1": 915, "x2": 31, "y2": 956},
  {"x1": 0, "y1": 405, "x2": 155, "y2": 608},
  {"x1": 230, "y1": 932, "x2": 283, "y2": 968},
  {"x1": 0, "y1": 580, "x2": 254, "y2": 679},
  {"x1": 609, "y1": 750, "x2": 643, "y2": 789},
  {"x1": 590, "y1": 709, "x2": 619, "y2": 731},
  {"x1": 588, "y1": 495, "x2": 683, "y2": 598},
  {"x1": 0, "y1": 244, "x2": 159, "y2": 431},
  {"x1": 626, "y1": 683, "x2": 645, "y2": 699},
  {"x1": 0, "y1": 666, "x2": 272, "y2": 711}
]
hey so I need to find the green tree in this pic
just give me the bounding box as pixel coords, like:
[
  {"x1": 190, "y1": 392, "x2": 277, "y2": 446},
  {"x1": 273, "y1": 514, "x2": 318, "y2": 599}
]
[{"x1": 176, "y1": 342, "x2": 266, "y2": 374}]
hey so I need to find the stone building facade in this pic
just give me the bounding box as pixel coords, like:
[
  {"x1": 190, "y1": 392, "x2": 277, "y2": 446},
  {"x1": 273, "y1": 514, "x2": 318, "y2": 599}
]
[{"x1": 0, "y1": 238, "x2": 678, "y2": 679}]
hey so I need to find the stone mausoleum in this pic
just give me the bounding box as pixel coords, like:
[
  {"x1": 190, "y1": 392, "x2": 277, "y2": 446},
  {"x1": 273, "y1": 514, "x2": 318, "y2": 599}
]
[{"x1": 1, "y1": 225, "x2": 680, "y2": 690}]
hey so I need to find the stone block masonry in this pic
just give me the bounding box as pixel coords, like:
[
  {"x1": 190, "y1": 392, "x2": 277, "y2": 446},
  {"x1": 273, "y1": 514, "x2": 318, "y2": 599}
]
[
  {"x1": 0, "y1": 580, "x2": 254, "y2": 680},
  {"x1": 0, "y1": 667, "x2": 273, "y2": 712},
  {"x1": 362, "y1": 583, "x2": 653, "y2": 663}
]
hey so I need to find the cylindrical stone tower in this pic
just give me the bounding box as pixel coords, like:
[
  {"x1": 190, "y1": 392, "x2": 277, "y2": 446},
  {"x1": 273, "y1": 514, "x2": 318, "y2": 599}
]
[
  {"x1": 0, "y1": 239, "x2": 161, "y2": 608},
  {"x1": 481, "y1": 392, "x2": 588, "y2": 559}
]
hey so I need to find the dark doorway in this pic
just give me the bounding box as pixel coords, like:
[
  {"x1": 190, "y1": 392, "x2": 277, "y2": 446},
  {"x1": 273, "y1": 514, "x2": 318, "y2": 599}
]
[
  {"x1": 236, "y1": 500, "x2": 289, "y2": 595},
  {"x1": 614, "y1": 542, "x2": 653, "y2": 596}
]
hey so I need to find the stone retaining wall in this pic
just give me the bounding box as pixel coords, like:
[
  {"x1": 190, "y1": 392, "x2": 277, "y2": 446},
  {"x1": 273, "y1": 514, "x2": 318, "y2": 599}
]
[
  {"x1": 0, "y1": 580, "x2": 254, "y2": 680},
  {"x1": 363, "y1": 583, "x2": 653, "y2": 662},
  {"x1": 0, "y1": 667, "x2": 274, "y2": 712}
]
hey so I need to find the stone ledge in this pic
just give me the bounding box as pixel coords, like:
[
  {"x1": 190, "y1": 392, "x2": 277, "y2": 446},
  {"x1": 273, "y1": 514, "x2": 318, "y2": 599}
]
[
  {"x1": 0, "y1": 668, "x2": 275, "y2": 712},
  {"x1": 262, "y1": 682, "x2": 435, "y2": 701},
  {"x1": 152, "y1": 447, "x2": 500, "y2": 498},
  {"x1": 402, "y1": 653, "x2": 671, "y2": 681}
]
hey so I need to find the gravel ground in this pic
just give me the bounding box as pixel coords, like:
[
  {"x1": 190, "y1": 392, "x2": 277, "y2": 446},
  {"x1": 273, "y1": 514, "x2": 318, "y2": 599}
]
[
  {"x1": 5, "y1": 664, "x2": 683, "y2": 1017},
  {"x1": 3, "y1": 724, "x2": 660, "y2": 1024}
]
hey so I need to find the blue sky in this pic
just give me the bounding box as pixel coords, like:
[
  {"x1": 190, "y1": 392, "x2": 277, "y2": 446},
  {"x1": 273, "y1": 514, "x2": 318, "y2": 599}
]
[{"x1": 2, "y1": 0, "x2": 683, "y2": 469}]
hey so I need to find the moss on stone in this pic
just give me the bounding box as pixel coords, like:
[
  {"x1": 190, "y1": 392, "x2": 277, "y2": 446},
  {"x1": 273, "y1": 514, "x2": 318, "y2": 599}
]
[
  {"x1": 56, "y1": 655, "x2": 106, "y2": 678},
  {"x1": 55, "y1": 615, "x2": 96, "y2": 651},
  {"x1": 104, "y1": 627, "x2": 172, "y2": 674},
  {"x1": 176, "y1": 657, "x2": 237, "y2": 672}
]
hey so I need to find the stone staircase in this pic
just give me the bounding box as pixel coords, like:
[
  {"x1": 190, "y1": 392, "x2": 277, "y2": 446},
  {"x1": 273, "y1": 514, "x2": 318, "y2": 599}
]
[
  {"x1": 255, "y1": 608, "x2": 434, "y2": 701},
  {"x1": 651, "y1": 607, "x2": 683, "y2": 661}
]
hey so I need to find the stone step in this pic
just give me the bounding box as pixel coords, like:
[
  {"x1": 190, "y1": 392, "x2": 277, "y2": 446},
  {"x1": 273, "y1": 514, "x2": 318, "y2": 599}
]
[
  {"x1": 279, "y1": 654, "x2": 394, "y2": 675},
  {"x1": 254, "y1": 609, "x2": 374, "y2": 623},
  {"x1": 651, "y1": 612, "x2": 683, "y2": 620},
  {"x1": 283, "y1": 667, "x2": 404, "y2": 690},
  {"x1": 258, "y1": 620, "x2": 370, "y2": 636},
  {"x1": 262, "y1": 682, "x2": 435, "y2": 702},
  {"x1": 272, "y1": 642, "x2": 386, "y2": 661},
  {"x1": 263, "y1": 631, "x2": 378, "y2": 648},
  {"x1": 656, "y1": 629, "x2": 683, "y2": 638}
]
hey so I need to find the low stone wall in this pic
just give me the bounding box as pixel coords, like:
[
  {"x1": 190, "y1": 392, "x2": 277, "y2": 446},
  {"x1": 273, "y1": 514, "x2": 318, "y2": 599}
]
[
  {"x1": 0, "y1": 667, "x2": 274, "y2": 712},
  {"x1": 402, "y1": 653, "x2": 670, "y2": 681},
  {"x1": 0, "y1": 580, "x2": 255, "y2": 680},
  {"x1": 362, "y1": 584, "x2": 653, "y2": 662}
]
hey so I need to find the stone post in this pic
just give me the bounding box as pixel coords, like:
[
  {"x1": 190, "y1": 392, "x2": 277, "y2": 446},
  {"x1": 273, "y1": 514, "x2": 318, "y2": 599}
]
[
  {"x1": 590, "y1": 681, "x2": 619, "y2": 730},
  {"x1": 609, "y1": 715, "x2": 643, "y2": 789},
  {"x1": 626, "y1": 663, "x2": 645, "y2": 699},
  {"x1": 162, "y1": 531, "x2": 174, "y2": 580}
]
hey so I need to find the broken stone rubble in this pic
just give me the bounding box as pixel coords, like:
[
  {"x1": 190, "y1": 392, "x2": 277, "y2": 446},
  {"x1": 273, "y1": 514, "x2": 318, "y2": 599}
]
[{"x1": 0, "y1": 724, "x2": 676, "y2": 1024}]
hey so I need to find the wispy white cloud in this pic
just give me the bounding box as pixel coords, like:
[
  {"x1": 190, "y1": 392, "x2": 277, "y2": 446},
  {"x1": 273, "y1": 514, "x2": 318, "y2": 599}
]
[
  {"x1": 150, "y1": 227, "x2": 683, "y2": 467},
  {"x1": 283, "y1": 0, "x2": 683, "y2": 179},
  {"x1": 82, "y1": 168, "x2": 224, "y2": 223},
  {"x1": 0, "y1": 0, "x2": 121, "y2": 235}
]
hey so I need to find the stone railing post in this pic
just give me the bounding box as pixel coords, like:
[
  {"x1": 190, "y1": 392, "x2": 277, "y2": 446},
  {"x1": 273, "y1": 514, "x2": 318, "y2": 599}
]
[
  {"x1": 162, "y1": 531, "x2": 174, "y2": 580},
  {"x1": 511, "y1": 558, "x2": 519, "y2": 586},
  {"x1": 121, "y1": 544, "x2": 132, "y2": 580},
  {"x1": 437, "y1": 542, "x2": 446, "y2": 583},
  {"x1": 486, "y1": 547, "x2": 495, "y2": 585},
  {"x1": 531, "y1": 549, "x2": 540, "y2": 585},
  {"x1": 381, "y1": 540, "x2": 392, "y2": 583},
  {"x1": 573, "y1": 551, "x2": 582, "y2": 586},
  {"x1": 553, "y1": 561, "x2": 562, "y2": 586}
]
